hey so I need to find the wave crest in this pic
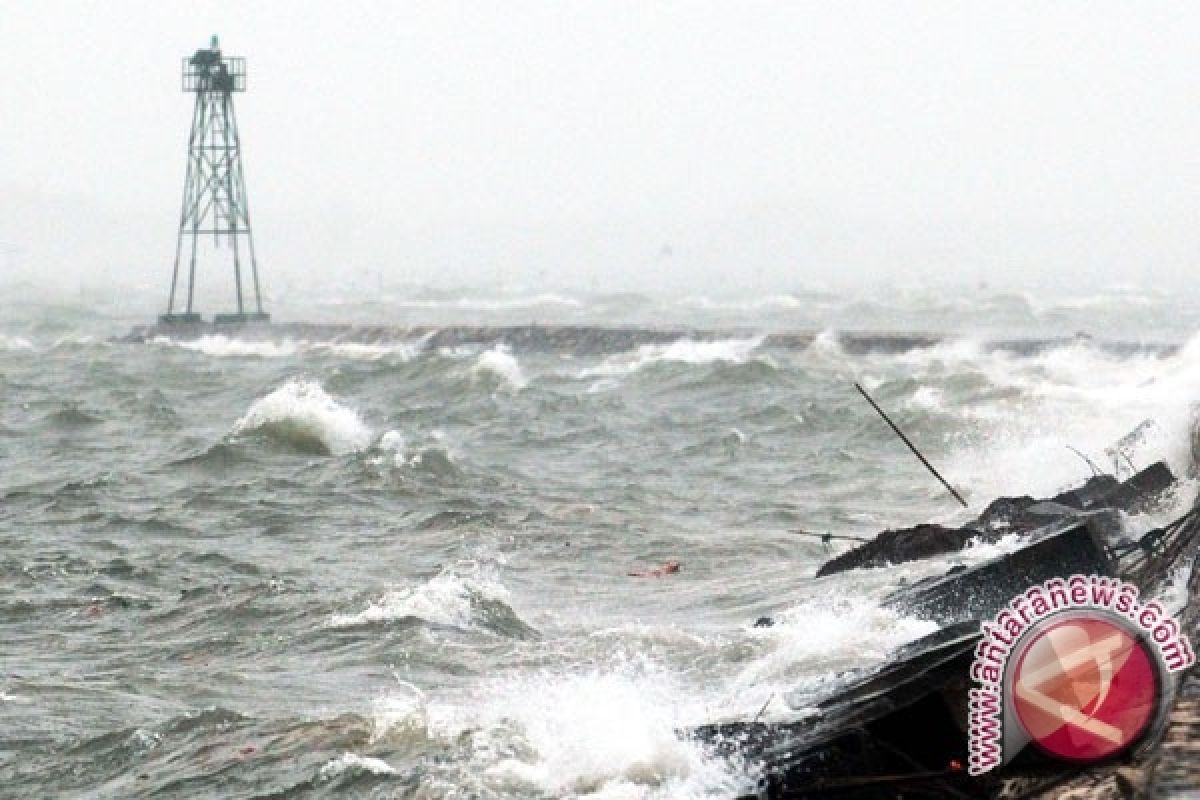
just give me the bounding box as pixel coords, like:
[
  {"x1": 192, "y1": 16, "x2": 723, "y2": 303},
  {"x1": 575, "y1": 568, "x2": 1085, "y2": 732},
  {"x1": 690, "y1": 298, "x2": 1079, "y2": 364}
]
[
  {"x1": 230, "y1": 379, "x2": 372, "y2": 455},
  {"x1": 329, "y1": 562, "x2": 531, "y2": 636},
  {"x1": 471, "y1": 345, "x2": 528, "y2": 390}
]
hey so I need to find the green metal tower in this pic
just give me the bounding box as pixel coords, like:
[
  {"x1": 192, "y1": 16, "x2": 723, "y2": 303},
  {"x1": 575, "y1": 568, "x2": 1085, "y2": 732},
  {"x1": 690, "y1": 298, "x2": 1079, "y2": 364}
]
[{"x1": 161, "y1": 35, "x2": 269, "y2": 326}]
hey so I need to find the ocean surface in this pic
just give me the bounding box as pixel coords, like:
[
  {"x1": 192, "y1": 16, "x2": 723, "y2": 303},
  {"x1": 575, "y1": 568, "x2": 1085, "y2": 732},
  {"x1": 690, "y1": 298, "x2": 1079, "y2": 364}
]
[{"x1": 4, "y1": 282, "x2": 1200, "y2": 799}]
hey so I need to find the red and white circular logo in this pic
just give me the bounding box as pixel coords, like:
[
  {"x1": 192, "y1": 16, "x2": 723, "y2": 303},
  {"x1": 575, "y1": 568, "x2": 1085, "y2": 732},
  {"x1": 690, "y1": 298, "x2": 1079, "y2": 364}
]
[{"x1": 1011, "y1": 615, "x2": 1159, "y2": 762}]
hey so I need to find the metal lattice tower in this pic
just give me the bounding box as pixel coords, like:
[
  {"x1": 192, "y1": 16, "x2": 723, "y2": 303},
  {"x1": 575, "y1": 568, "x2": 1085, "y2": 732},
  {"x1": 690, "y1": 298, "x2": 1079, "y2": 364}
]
[{"x1": 162, "y1": 35, "x2": 268, "y2": 325}]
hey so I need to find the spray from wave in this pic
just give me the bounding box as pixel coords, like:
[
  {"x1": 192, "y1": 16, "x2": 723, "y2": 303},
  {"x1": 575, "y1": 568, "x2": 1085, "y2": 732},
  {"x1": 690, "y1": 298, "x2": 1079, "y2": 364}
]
[
  {"x1": 811, "y1": 331, "x2": 1200, "y2": 504},
  {"x1": 421, "y1": 655, "x2": 752, "y2": 799}
]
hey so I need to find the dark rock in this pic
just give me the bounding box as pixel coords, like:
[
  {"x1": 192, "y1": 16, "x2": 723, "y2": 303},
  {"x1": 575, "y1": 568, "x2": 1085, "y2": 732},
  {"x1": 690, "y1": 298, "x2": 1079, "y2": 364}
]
[{"x1": 815, "y1": 524, "x2": 974, "y2": 577}]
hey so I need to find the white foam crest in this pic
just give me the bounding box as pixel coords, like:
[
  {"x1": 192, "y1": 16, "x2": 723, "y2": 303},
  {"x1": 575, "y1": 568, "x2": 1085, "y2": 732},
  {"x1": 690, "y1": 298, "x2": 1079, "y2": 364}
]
[
  {"x1": 472, "y1": 345, "x2": 528, "y2": 390},
  {"x1": 906, "y1": 385, "x2": 945, "y2": 412},
  {"x1": 328, "y1": 563, "x2": 509, "y2": 629},
  {"x1": 230, "y1": 379, "x2": 372, "y2": 455},
  {"x1": 956, "y1": 532, "x2": 1028, "y2": 563},
  {"x1": 429, "y1": 657, "x2": 750, "y2": 798},
  {"x1": 891, "y1": 337, "x2": 986, "y2": 370},
  {"x1": 317, "y1": 753, "x2": 397, "y2": 780},
  {"x1": 156, "y1": 335, "x2": 300, "y2": 358},
  {"x1": 367, "y1": 429, "x2": 408, "y2": 467},
  {"x1": 579, "y1": 336, "x2": 765, "y2": 379},
  {"x1": 307, "y1": 340, "x2": 422, "y2": 360},
  {"x1": 153, "y1": 334, "x2": 423, "y2": 360},
  {"x1": 799, "y1": 329, "x2": 854, "y2": 373}
]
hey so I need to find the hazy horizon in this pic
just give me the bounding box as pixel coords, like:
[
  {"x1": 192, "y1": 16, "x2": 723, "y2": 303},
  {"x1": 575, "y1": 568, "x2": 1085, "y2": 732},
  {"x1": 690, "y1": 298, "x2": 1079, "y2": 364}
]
[{"x1": 4, "y1": 2, "x2": 1199, "y2": 301}]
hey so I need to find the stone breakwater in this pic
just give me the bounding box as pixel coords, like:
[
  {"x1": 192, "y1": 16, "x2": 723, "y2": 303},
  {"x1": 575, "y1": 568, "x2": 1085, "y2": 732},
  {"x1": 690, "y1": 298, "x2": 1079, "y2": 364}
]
[{"x1": 122, "y1": 321, "x2": 1180, "y2": 358}]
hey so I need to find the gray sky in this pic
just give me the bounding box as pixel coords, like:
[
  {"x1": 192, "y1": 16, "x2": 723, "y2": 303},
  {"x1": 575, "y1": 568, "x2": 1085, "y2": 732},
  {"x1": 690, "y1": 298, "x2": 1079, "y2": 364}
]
[{"x1": 2, "y1": 1, "x2": 1199, "y2": 298}]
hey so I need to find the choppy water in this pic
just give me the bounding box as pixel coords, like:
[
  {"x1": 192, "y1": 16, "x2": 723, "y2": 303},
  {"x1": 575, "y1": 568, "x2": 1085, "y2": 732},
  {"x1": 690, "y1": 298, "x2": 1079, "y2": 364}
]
[{"x1": 4, "y1": 282, "x2": 1200, "y2": 798}]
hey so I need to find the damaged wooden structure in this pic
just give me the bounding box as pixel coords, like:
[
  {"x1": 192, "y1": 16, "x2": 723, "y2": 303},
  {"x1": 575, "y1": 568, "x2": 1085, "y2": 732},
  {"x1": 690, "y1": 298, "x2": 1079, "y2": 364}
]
[{"x1": 693, "y1": 461, "x2": 1200, "y2": 799}]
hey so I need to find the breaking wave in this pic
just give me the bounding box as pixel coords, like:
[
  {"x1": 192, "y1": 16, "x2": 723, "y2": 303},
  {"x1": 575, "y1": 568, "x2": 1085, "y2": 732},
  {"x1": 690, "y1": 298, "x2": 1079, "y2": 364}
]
[
  {"x1": 471, "y1": 345, "x2": 528, "y2": 390},
  {"x1": 422, "y1": 657, "x2": 751, "y2": 799},
  {"x1": 230, "y1": 379, "x2": 372, "y2": 455},
  {"x1": 329, "y1": 562, "x2": 531, "y2": 636},
  {"x1": 368, "y1": 429, "x2": 460, "y2": 478},
  {"x1": 317, "y1": 752, "x2": 397, "y2": 780}
]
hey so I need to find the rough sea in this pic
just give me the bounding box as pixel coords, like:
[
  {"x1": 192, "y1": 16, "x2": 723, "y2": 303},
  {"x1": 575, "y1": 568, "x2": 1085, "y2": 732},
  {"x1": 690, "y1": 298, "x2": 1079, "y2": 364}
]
[{"x1": 4, "y1": 282, "x2": 1200, "y2": 799}]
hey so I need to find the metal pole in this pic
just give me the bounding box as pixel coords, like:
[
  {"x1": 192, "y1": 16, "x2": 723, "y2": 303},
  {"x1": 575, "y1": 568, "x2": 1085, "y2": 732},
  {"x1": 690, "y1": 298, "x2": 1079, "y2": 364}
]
[
  {"x1": 854, "y1": 383, "x2": 968, "y2": 508},
  {"x1": 227, "y1": 100, "x2": 264, "y2": 314}
]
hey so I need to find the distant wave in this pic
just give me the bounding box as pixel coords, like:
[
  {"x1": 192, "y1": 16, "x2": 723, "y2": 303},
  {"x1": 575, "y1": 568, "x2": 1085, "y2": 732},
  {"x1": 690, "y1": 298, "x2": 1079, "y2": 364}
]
[
  {"x1": 152, "y1": 334, "x2": 423, "y2": 361},
  {"x1": 579, "y1": 336, "x2": 766, "y2": 379},
  {"x1": 0, "y1": 334, "x2": 34, "y2": 351},
  {"x1": 155, "y1": 334, "x2": 299, "y2": 358},
  {"x1": 230, "y1": 379, "x2": 372, "y2": 455}
]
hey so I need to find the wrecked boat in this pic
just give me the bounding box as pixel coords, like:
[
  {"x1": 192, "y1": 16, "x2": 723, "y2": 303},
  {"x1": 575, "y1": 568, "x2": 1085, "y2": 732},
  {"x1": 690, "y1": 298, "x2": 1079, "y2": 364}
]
[{"x1": 693, "y1": 461, "x2": 1200, "y2": 799}]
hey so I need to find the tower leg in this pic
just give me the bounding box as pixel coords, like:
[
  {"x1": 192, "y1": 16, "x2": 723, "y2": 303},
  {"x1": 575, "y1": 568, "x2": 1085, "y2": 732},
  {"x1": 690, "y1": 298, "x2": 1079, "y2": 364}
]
[
  {"x1": 186, "y1": 223, "x2": 199, "y2": 315},
  {"x1": 161, "y1": 92, "x2": 207, "y2": 325},
  {"x1": 222, "y1": 94, "x2": 246, "y2": 316}
]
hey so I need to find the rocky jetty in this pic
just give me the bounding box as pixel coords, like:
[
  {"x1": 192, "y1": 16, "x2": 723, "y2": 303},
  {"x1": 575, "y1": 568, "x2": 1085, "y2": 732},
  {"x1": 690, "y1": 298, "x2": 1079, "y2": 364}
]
[{"x1": 123, "y1": 320, "x2": 1179, "y2": 358}]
